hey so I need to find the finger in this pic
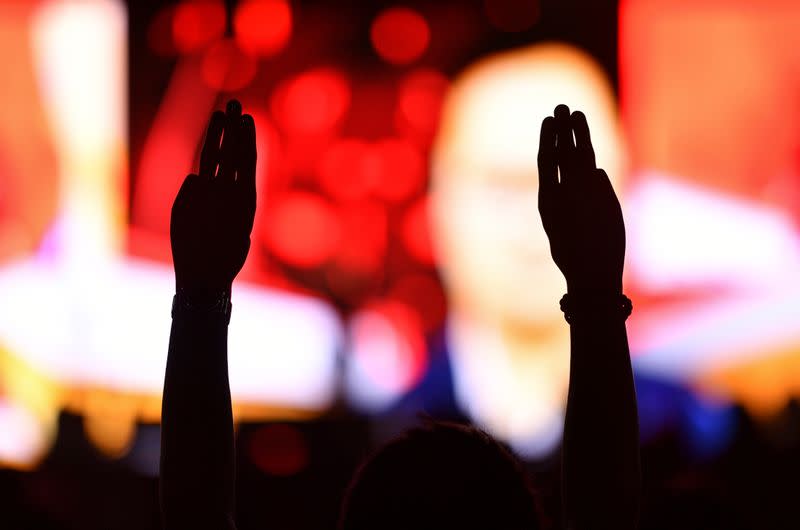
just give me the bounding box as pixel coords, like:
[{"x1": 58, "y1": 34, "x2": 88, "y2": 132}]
[
  {"x1": 218, "y1": 99, "x2": 242, "y2": 181},
  {"x1": 199, "y1": 111, "x2": 226, "y2": 179},
  {"x1": 537, "y1": 116, "x2": 557, "y2": 189},
  {"x1": 554, "y1": 104, "x2": 575, "y2": 183},
  {"x1": 172, "y1": 174, "x2": 200, "y2": 216},
  {"x1": 175, "y1": 173, "x2": 200, "y2": 199},
  {"x1": 237, "y1": 114, "x2": 257, "y2": 191},
  {"x1": 571, "y1": 111, "x2": 596, "y2": 170},
  {"x1": 595, "y1": 168, "x2": 617, "y2": 196}
]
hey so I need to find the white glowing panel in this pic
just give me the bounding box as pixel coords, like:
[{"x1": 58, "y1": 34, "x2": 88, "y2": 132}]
[
  {"x1": 627, "y1": 175, "x2": 800, "y2": 291},
  {"x1": 228, "y1": 283, "x2": 342, "y2": 407},
  {"x1": 0, "y1": 258, "x2": 342, "y2": 398},
  {"x1": 631, "y1": 286, "x2": 800, "y2": 380},
  {"x1": 626, "y1": 176, "x2": 800, "y2": 379}
]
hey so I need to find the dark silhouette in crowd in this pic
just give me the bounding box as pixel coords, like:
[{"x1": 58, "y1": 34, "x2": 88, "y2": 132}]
[
  {"x1": 159, "y1": 101, "x2": 640, "y2": 529},
  {"x1": 338, "y1": 419, "x2": 542, "y2": 529}
]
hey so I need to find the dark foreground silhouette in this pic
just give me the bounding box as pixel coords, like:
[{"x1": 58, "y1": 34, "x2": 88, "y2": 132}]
[{"x1": 159, "y1": 101, "x2": 640, "y2": 530}]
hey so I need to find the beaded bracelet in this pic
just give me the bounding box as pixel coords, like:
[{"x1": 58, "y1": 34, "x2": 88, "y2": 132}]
[
  {"x1": 172, "y1": 289, "x2": 232, "y2": 325},
  {"x1": 559, "y1": 293, "x2": 633, "y2": 324}
]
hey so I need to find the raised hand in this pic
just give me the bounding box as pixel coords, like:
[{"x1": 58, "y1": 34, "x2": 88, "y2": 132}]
[
  {"x1": 540, "y1": 107, "x2": 640, "y2": 530},
  {"x1": 537, "y1": 104, "x2": 625, "y2": 294},
  {"x1": 170, "y1": 100, "x2": 257, "y2": 302}
]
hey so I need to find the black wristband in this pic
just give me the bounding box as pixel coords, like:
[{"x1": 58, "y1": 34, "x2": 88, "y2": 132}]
[
  {"x1": 559, "y1": 292, "x2": 632, "y2": 324},
  {"x1": 171, "y1": 288, "x2": 232, "y2": 325}
]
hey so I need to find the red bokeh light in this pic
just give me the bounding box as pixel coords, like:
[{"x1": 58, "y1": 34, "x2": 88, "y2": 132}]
[
  {"x1": 370, "y1": 7, "x2": 430, "y2": 65},
  {"x1": 266, "y1": 192, "x2": 341, "y2": 268},
  {"x1": 271, "y1": 68, "x2": 351, "y2": 134},
  {"x1": 234, "y1": 0, "x2": 293, "y2": 57},
  {"x1": 483, "y1": 0, "x2": 540, "y2": 33},
  {"x1": 247, "y1": 424, "x2": 308, "y2": 476},
  {"x1": 334, "y1": 201, "x2": 388, "y2": 274},
  {"x1": 318, "y1": 138, "x2": 424, "y2": 202},
  {"x1": 201, "y1": 39, "x2": 258, "y2": 91},
  {"x1": 390, "y1": 273, "x2": 447, "y2": 332},
  {"x1": 249, "y1": 111, "x2": 281, "y2": 190},
  {"x1": 173, "y1": 0, "x2": 226, "y2": 54},
  {"x1": 237, "y1": 111, "x2": 283, "y2": 283},
  {"x1": 401, "y1": 196, "x2": 436, "y2": 265},
  {"x1": 371, "y1": 138, "x2": 425, "y2": 202},
  {"x1": 318, "y1": 139, "x2": 371, "y2": 201},
  {"x1": 397, "y1": 69, "x2": 449, "y2": 141}
]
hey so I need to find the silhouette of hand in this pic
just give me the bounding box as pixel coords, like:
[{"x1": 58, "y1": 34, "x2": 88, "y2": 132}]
[
  {"x1": 537, "y1": 104, "x2": 624, "y2": 293},
  {"x1": 170, "y1": 100, "x2": 257, "y2": 301}
]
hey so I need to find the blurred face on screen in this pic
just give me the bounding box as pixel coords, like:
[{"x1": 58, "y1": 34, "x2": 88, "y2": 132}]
[{"x1": 430, "y1": 44, "x2": 624, "y2": 328}]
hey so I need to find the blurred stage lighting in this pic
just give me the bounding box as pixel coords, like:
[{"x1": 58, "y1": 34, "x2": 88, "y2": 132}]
[{"x1": 0, "y1": 0, "x2": 341, "y2": 466}]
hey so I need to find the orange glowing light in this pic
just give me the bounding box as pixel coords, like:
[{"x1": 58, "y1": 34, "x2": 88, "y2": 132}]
[
  {"x1": 692, "y1": 337, "x2": 800, "y2": 418},
  {"x1": 370, "y1": 7, "x2": 430, "y2": 65},
  {"x1": 272, "y1": 68, "x2": 351, "y2": 134},
  {"x1": 621, "y1": 0, "x2": 800, "y2": 202},
  {"x1": 234, "y1": 0, "x2": 292, "y2": 57},
  {"x1": 0, "y1": 2, "x2": 59, "y2": 263},
  {"x1": 266, "y1": 192, "x2": 341, "y2": 268},
  {"x1": 483, "y1": 0, "x2": 540, "y2": 33},
  {"x1": 201, "y1": 38, "x2": 258, "y2": 91},
  {"x1": 172, "y1": 0, "x2": 226, "y2": 54}
]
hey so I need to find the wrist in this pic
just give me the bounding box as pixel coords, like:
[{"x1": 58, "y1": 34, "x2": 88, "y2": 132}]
[
  {"x1": 566, "y1": 286, "x2": 622, "y2": 297},
  {"x1": 566, "y1": 279, "x2": 623, "y2": 296}
]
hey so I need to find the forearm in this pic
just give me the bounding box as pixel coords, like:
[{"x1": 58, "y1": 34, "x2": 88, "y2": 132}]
[
  {"x1": 160, "y1": 310, "x2": 236, "y2": 529},
  {"x1": 159, "y1": 99, "x2": 253, "y2": 529},
  {"x1": 562, "y1": 316, "x2": 640, "y2": 530}
]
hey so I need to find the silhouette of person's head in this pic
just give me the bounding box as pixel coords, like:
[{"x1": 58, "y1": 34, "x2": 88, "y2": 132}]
[{"x1": 339, "y1": 421, "x2": 541, "y2": 530}]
